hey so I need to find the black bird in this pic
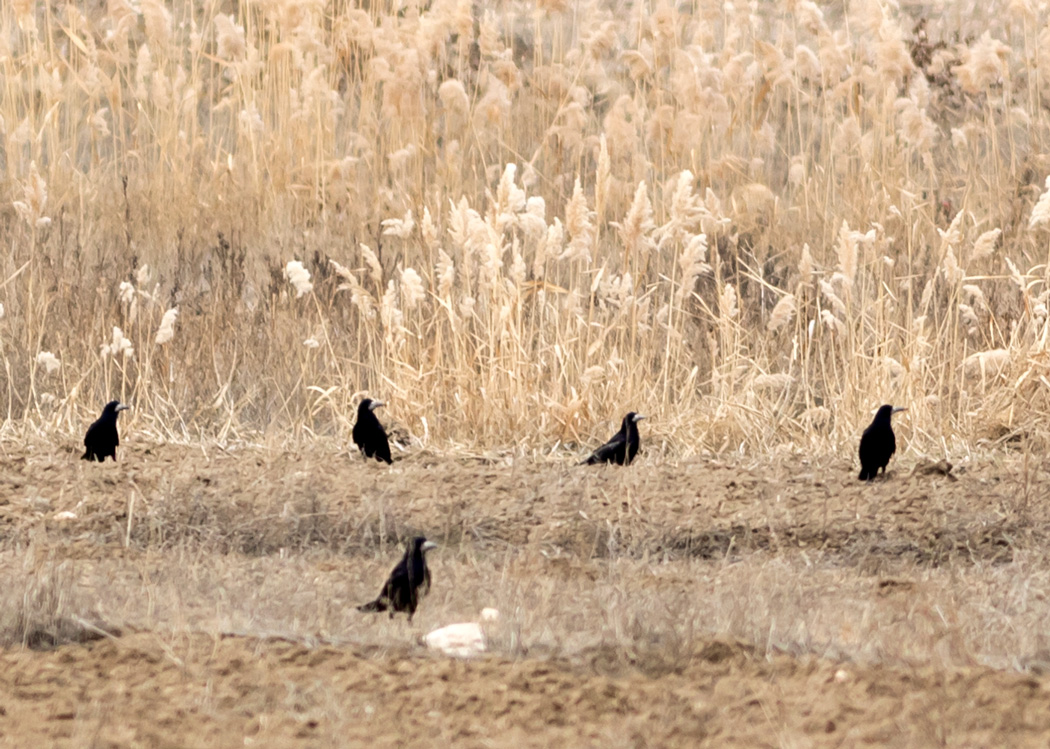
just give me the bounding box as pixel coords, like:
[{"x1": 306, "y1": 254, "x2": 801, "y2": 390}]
[
  {"x1": 357, "y1": 536, "x2": 438, "y2": 621},
  {"x1": 858, "y1": 405, "x2": 907, "y2": 481},
  {"x1": 581, "y1": 412, "x2": 645, "y2": 466},
  {"x1": 82, "y1": 400, "x2": 131, "y2": 462},
  {"x1": 353, "y1": 398, "x2": 392, "y2": 464}
]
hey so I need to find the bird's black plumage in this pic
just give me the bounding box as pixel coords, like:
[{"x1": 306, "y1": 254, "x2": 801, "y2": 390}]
[
  {"x1": 357, "y1": 536, "x2": 437, "y2": 621},
  {"x1": 352, "y1": 398, "x2": 392, "y2": 464},
  {"x1": 82, "y1": 400, "x2": 131, "y2": 462},
  {"x1": 858, "y1": 404, "x2": 906, "y2": 480},
  {"x1": 581, "y1": 412, "x2": 645, "y2": 465}
]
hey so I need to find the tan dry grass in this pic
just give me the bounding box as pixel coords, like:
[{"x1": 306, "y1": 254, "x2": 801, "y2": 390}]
[
  {"x1": 3, "y1": 444, "x2": 1050, "y2": 745},
  {"x1": 2, "y1": 1, "x2": 1050, "y2": 455},
  {"x1": 7, "y1": 537, "x2": 1050, "y2": 674},
  {"x1": 0, "y1": 443, "x2": 1045, "y2": 672}
]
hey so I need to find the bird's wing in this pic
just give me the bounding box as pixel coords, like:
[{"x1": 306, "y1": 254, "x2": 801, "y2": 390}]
[
  {"x1": 389, "y1": 553, "x2": 416, "y2": 604},
  {"x1": 390, "y1": 556, "x2": 410, "y2": 586},
  {"x1": 375, "y1": 578, "x2": 399, "y2": 610},
  {"x1": 627, "y1": 430, "x2": 640, "y2": 462},
  {"x1": 585, "y1": 433, "x2": 626, "y2": 464},
  {"x1": 369, "y1": 415, "x2": 392, "y2": 462},
  {"x1": 376, "y1": 435, "x2": 392, "y2": 463},
  {"x1": 858, "y1": 427, "x2": 874, "y2": 456},
  {"x1": 362, "y1": 548, "x2": 414, "y2": 613}
]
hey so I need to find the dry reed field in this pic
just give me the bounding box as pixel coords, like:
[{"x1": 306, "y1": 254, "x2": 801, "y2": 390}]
[{"x1": 4, "y1": 0, "x2": 1050, "y2": 745}]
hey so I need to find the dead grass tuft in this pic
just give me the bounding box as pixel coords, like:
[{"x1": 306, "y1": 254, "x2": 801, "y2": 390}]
[{"x1": 0, "y1": 553, "x2": 120, "y2": 650}]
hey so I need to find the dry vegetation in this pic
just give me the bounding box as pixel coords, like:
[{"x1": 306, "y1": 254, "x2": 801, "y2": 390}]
[
  {"x1": 7, "y1": 1, "x2": 1050, "y2": 742},
  {"x1": 0, "y1": 444, "x2": 1049, "y2": 745},
  {"x1": 0, "y1": 442, "x2": 1044, "y2": 669},
  {"x1": 2, "y1": 0, "x2": 1050, "y2": 454}
]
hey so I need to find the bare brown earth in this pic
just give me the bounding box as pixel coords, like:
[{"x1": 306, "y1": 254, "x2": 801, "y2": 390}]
[{"x1": 1, "y1": 441, "x2": 1050, "y2": 746}]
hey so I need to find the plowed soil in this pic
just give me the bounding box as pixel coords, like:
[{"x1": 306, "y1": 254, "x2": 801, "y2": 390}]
[{"x1": 1, "y1": 442, "x2": 1050, "y2": 747}]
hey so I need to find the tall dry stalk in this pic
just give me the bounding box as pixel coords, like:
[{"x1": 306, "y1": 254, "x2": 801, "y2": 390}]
[{"x1": 0, "y1": 0, "x2": 1048, "y2": 455}]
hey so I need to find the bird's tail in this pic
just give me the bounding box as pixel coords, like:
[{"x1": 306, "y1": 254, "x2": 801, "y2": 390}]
[
  {"x1": 81, "y1": 450, "x2": 91, "y2": 461},
  {"x1": 357, "y1": 599, "x2": 387, "y2": 614},
  {"x1": 858, "y1": 468, "x2": 872, "y2": 481}
]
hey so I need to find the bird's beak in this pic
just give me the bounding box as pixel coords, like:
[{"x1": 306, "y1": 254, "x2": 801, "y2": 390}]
[
  {"x1": 116, "y1": 403, "x2": 131, "y2": 412},
  {"x1": 892, "y1": 406, "x2": 908, "y2": 414},
  {"x1": 632, "y1": 414, "x2": 646, "y2": 422},
  {"x1": 369, "y1": 400, "x2": 385, "y2": 411},
  {"x1": 421, "y1": 541, "x2": 438, "y2": 552}
]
